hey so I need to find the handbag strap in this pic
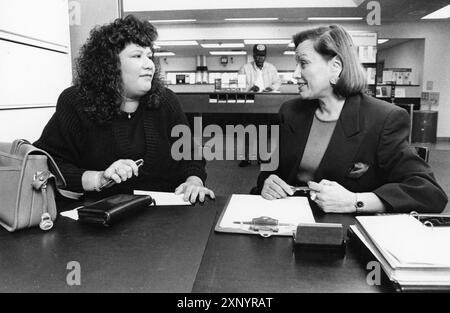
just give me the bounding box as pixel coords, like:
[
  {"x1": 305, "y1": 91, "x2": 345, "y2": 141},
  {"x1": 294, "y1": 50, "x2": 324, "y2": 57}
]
[
  {"x1": 10, "y1": 139, "x2": 31, "y2": 155},
  {"x1": 12, "y1": 139, "x2": 84, "y2": 200},
  {"x1": 32, "y1": 170, "x2": 54, "y2": 231}
]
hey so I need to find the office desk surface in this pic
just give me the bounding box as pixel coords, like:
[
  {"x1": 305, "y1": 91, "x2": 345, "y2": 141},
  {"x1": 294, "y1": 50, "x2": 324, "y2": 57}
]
[
  {"x1": 193, "y1": 204, "x2": 393, "y2": 293},
  {"x1": 0, "y1": 199, "x2": 218, "y2": 292},
  {"x1": 0, "y1": 196, "x2": 393, "y2": 292}
]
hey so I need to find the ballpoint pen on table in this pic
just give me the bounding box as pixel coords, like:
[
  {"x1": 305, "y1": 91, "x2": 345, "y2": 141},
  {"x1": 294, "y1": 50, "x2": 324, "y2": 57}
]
[
  {"x1": 232, "y1": 216, "x2": 296, "y2": 237},
  {"x1": 99, "y1": 159, "x2": 144, "y2": 190},
  {"x1": 233, "y1": 221, "x2": 295, "y2": 227},
  {"x1": 233, "y1": 216, "x2": 296, "y2": 227}
]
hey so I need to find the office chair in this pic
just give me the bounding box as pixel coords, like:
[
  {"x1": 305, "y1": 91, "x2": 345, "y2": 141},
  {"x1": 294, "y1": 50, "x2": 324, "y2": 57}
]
[{"x1": 414, "y1": 146, "x2": 430, "y2": 163}]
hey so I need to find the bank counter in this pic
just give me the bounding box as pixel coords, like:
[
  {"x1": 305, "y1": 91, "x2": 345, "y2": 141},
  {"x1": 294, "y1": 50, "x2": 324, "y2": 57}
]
[
  {"x1": 177, "y1": 92, "x2": 425, "y2": 144},
  {"x1": 177, "y1": 92, "x2": 299, "y2": 114}
]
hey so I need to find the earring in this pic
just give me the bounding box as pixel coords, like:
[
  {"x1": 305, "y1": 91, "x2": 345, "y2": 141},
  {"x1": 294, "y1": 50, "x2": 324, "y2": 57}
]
[{"x1": 329, "y1": 77, "x2": 338, "y2": 85}]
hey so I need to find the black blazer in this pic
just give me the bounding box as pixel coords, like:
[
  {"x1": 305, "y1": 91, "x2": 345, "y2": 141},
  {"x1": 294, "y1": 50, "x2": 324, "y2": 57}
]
[{"x1": 256, "y1": 93, "x2": 447, "y2": 213}]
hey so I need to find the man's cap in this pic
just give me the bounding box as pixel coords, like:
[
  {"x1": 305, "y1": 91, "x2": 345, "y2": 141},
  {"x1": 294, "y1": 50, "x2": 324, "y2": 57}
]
[{"x1": 253, "y1": 44, "x2": 267, "y2": 56}]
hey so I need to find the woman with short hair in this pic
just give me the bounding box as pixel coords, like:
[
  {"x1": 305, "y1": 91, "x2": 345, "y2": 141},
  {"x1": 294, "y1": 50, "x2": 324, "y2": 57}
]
[{"x1": 257, "y1": 25, "x2": 447, "y2": 213}]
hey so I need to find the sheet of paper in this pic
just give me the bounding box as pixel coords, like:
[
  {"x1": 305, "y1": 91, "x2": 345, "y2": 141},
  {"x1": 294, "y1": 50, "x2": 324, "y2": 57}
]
[
  {"x1": 60, "y1": 207, "x2": 81, "y2": 220},
  {"x1": 219, "y1": 194, "x2": 315, "y2": 231},
  {"x1": 357, "y1": 215, "x2": 450, "y2": 267},
  {"x1": 133, "y1": 190, "x2": 191, "y2": 206}
]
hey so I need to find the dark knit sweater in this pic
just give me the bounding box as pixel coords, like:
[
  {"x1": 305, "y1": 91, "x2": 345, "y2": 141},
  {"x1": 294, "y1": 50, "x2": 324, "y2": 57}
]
[{"x1": 34, "y1": 86, "x2": 206, "y2": 195}]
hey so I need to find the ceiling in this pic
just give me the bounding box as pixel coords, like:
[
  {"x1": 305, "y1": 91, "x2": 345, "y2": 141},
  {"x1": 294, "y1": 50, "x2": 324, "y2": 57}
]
[
  {"x1": 124, "y1": 0, "x2": 449, "y2": 23},
  {"x1": 121, "y1": 0, "x2": 450, "y2": 57}
]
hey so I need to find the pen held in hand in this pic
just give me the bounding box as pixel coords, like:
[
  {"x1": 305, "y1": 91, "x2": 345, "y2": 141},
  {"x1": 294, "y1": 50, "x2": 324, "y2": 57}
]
[
  {"x1": 290, "y1": 186, "x2": 311, "y2": 192},
  {"x1": 100, "y1": 159, "x2": 144, "y2": 190}
]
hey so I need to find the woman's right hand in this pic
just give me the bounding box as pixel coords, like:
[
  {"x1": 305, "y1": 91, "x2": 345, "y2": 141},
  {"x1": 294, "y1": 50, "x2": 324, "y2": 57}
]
[
  {"x1": 98, "y1": 159, "x2": 140, "y2": 188},
  {"x1": 261, "y1": 174, "x2": 293, "y2": 200}
]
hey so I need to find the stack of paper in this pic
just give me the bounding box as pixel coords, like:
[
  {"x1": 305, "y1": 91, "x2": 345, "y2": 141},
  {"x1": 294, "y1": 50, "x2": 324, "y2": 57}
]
[{"x1": 352, "y1": 215, "x2": 450, "y2": 290}]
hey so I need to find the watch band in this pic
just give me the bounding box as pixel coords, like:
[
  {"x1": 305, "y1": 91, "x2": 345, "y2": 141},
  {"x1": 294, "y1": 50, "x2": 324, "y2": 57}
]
[{"x1": 354, "y1": 193, "x2": 364, "y2": 214}]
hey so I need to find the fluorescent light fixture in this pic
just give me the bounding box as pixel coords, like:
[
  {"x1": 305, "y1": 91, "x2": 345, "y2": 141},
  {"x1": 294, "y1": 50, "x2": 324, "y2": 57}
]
[
  {"x1": 154, "y1": 51, "x2": 175, "y2": 56},
  {"x1": 149, "y1": 19, "x2": 197, "y2": 23},
  {"x1": 422, "y1": 4, "x2": 450, "y2": 19},
  {"x1": 244, "y1": 39, "x2": 292, "y2": 45},
  {"x1": 209, "y1": 51, "x2": 247, "y2": 55},
  {"x1": 124, "y1": 0, "x2": 360, "y2": 12},
  {"x1": 224, "y1": 17, "x2": 279, "y2": 21},
  {"x1": 154, "y1": 40, "x2": 198, "y2": 46},
  {"x1": 153, "y1": 44, "x2": 161, "y2": 49},
  {"x1": 201, "y1": 43, "x2": 245, "y2": 48},
  {"x1": 307, "y1": 17, "x2": 363, "y2": 20},
  {"x1": 377, "y1": 39, "x2": 389, "y2": 44},
  {"x1": 283, "y1": 51, "x2": 296, "y2": 55},
  {"x1": 288, "y1": 42, "x2": 295, "y2": 48}
]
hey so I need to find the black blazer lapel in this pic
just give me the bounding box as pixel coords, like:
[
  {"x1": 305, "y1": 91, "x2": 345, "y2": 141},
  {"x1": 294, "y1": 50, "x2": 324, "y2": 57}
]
[
  {"x1": 314, "y1": 94, "x2": 362, "y2": 182},
  {"x1": 285, "y1": 101, "x2": 318, "y2": 183}
]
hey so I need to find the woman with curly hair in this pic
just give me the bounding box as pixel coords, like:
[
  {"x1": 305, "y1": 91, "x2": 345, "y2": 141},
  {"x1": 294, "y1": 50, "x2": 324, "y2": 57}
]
[{"x1": 35, "y1": 15, "x2": 214, "y2": 203}]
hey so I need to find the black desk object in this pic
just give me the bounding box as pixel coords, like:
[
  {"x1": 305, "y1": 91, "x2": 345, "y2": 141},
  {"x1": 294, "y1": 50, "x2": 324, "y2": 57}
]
[{"x1": 0, "y1": 198, "x2": 217, "y2": 292}]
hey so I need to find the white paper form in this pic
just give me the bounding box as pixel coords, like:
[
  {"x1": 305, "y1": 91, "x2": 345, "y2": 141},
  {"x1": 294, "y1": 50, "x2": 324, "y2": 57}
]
[
  {"x1": 133, "y1": 190, "x2": 191, "y2": 206},
  {"x1": 217, "y1": 194, "x2": 315, "y2": 235}
]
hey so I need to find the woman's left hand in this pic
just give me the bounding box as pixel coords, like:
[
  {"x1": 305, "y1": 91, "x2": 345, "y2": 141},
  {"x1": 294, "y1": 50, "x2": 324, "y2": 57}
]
[
  {"x1": 308, "y1": 179, "x2": 356, "y2": 213},
  {"x1": 175, "y1": 176, "x2": 215, "y2": 203}
]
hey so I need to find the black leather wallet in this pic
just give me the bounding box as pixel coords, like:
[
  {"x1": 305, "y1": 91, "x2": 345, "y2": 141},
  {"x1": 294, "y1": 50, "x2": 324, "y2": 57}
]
[{"x1": 78, "y1": 194, "x2": 156, "y2": 226}]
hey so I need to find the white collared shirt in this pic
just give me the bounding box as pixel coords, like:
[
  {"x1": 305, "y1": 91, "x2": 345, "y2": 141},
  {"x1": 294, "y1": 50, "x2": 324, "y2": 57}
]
[{"x1": 238, "y1": 61, "x2": 281, "y2": 92}]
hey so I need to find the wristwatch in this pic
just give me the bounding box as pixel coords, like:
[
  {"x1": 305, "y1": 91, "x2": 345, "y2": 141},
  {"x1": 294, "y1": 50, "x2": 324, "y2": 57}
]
[{"x1": 354, "y1": 193, "x2": 364, "y2": 214}]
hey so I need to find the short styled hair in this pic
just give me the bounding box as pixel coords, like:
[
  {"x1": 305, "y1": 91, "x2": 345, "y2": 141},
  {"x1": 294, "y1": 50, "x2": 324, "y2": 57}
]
[{"x1": 293, "y1": 25, "x2": 366, "y2": 97}]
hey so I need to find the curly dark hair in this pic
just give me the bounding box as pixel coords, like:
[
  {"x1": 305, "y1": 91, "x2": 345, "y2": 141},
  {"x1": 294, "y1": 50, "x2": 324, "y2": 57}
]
[{"x1": 74, "y1": 15, "x2": 165, "y2": 124}]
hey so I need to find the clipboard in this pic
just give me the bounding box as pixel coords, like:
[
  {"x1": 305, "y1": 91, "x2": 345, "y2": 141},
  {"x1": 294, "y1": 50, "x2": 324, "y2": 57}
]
[{"x1": 214, "y1": 194, "x2": 315, "y2": 237}]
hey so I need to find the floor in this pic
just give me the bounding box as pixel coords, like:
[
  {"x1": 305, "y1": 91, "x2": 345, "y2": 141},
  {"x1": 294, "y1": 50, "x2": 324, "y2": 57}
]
[{"x1": 205, "y1": 141, "x2": 450, "y2": 213}]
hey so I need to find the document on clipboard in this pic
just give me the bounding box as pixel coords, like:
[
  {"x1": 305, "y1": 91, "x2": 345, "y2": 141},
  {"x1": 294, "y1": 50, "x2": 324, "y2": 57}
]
[{"x1": 215, "y1": 194, "x2": 315, "y2": 237}]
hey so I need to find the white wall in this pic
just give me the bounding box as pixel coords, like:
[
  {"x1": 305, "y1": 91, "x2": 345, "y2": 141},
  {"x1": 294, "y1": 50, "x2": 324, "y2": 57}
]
[
  {"x1": 69, "y1": 0, "x2": 120, "y2": 66},
  {"x1": 378, "y1": 40, "x2": 424, "y2": 87},
  {"x1": 0, "y1": 0, "x2": 72, "y2": 143},
  {"x1": 377, "y1": 22, "x2": 450, "y2": 138},
  {"x1": 0, "y1": 108, "x2": 55, "y2": 142}
]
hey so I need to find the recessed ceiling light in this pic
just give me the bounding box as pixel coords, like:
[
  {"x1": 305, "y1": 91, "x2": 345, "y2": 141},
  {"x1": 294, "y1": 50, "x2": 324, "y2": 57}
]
[
  {"x1": 421, "y1": 4, "x2": 450, "y2": 19},
  {"x1": 283, "y1": 51, "x2": 296, "y2": 55},
  {"x1": 307, "y1": 17, "x2": 363, "y2": 20},
  {"x1": 201, "y1": 43, "x2": 245, "y2": 48},
  {"x1": 209, "y1": 51, "x2": 247, "y2": 55},
  {"x1": 154, "y1": 51, "x2": 175, "y2": 56},
  {"x1": 244, "y1": 39, "x2": 292, "y2": 45},
  {"x1": 149, "y1": 19, "x2": 197, "y2": 23},
  {"x1": 154, "y1": 40, "x2": 198, "y2": 46},
  {"x1": 224, "y1": 18, "x2": 279, "y2": 21},
  {"x1": 124, "y1": 0, "x2": 360, "y2": 12},
  {"x1": 377, "y1": 39, "x2": 389, "y2": 44}
]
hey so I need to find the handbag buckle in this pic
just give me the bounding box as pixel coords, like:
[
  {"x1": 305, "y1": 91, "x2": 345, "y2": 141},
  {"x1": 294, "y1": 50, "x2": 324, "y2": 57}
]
[
  {"x1": 39, "y1": 212, "x2": 53, "y2": 231},
  {"x1": 32, "y1": 171, "x2": 54, "y2": 190}
]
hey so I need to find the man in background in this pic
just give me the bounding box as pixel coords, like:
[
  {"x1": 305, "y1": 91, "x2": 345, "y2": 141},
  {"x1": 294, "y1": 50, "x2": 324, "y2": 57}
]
[
  {"x1": 237, "y1": 44, "x2": 281, "y2": 167},
  {"x1": 239, "y1": 44, "x2": 281, "y2": 92}
]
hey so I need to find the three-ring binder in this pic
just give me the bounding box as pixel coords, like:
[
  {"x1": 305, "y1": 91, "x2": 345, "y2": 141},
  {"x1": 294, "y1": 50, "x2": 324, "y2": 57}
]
[{"x1": 410, "y1": 211, "x2": 450, "y2": 229}]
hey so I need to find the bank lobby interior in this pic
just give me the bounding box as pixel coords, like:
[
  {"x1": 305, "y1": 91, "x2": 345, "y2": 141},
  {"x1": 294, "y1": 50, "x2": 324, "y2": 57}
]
[{"x1": 0, "y1": 0, "x2": 450, "y2": 293}]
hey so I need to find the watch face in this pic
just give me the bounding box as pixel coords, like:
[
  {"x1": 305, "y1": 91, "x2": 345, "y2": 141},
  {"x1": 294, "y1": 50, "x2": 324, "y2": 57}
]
[{"x1": 356, "y1": 201, "x2": 364, "y2": 208}]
